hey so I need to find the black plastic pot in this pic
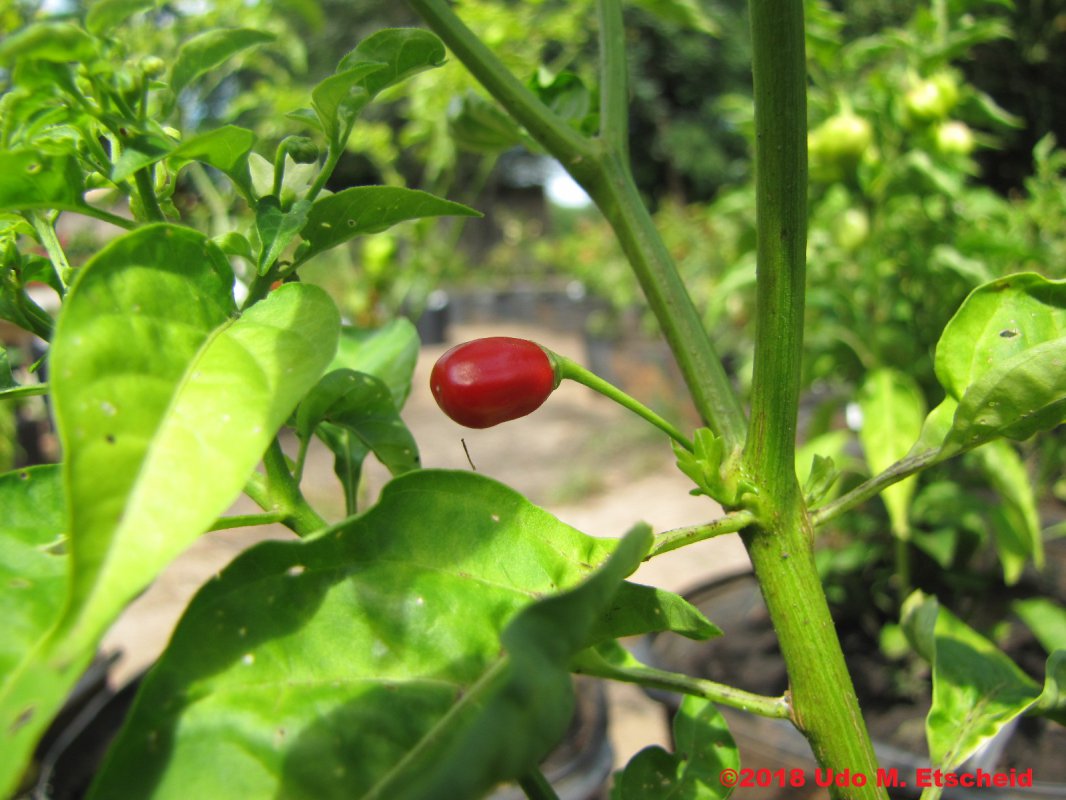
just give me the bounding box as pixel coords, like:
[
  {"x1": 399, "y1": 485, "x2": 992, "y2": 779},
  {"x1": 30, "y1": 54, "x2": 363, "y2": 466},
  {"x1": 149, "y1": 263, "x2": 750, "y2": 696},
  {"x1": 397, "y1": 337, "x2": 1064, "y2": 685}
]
[{"x1": 635, "y1": 569, "x2": 1066, "y2": 800}]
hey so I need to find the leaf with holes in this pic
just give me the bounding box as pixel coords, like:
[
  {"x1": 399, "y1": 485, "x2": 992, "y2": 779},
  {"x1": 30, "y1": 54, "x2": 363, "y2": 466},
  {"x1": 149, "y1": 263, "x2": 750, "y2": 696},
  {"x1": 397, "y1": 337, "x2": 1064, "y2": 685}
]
[
  {"x1": 934, "y1": 273, "x2": 1066, "y2": 453},
  {"x1": 0, "y1": 151, "x2": 85, "y2": 213},
  {"x1": 88, "y1": 471, "x2": 707, "y2": 799},
  {"x1": 0, "y1": 224, "x2": 339, "y2": 794}
]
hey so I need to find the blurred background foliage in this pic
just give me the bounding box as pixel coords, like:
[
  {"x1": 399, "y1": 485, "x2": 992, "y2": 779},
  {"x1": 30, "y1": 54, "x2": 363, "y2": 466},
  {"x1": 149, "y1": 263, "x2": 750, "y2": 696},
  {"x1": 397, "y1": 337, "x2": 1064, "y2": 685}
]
[{"x1": 3, "y1": 0, "x2": 1065, "y2": 466}]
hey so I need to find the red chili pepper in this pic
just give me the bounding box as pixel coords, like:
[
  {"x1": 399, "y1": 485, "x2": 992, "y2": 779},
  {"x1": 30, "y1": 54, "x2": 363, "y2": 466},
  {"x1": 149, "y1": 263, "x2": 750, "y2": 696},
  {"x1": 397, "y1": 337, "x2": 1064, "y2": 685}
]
[{"x1": 430, "y1": 337, "x2": 559, "y2": 428}]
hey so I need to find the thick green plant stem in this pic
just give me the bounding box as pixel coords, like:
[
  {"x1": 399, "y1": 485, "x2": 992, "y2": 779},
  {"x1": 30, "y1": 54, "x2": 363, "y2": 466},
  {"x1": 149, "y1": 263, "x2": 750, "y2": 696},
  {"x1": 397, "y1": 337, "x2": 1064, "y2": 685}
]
[
  {"x1": 741, "y1": 1, "x2": 885, "y2": 796},
  {"x1": 406, "y1": 0, "x2": 747, "y2": 451},
  {"x1": 647, "y1": 509, "x2": 756, "y2": 558}
]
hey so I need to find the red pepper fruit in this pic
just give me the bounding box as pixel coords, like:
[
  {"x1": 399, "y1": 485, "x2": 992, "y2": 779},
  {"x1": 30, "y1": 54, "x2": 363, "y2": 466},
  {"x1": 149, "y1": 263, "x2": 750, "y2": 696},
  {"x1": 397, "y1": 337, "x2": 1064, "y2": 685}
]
[{"x1": 430, "y1": 337, "x2": 558, "y2": 428}]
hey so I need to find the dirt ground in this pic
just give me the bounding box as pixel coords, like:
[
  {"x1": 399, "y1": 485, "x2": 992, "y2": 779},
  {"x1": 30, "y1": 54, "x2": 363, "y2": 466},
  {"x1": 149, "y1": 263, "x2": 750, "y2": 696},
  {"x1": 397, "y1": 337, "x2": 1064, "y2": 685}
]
[{"x1": 99, "y1": 319, "x2": 752, "y2": 774}]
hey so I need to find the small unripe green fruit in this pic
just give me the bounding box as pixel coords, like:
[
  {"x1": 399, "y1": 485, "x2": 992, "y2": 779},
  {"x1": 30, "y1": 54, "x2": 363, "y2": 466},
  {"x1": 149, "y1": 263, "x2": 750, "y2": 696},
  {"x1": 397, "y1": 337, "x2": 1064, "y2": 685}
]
[
  {"x1": 934, "y1": 120, "x2": 976, "y2": 156},
  {"x1": 904, "y1": 74, "x2": 959, "y2": 124}
]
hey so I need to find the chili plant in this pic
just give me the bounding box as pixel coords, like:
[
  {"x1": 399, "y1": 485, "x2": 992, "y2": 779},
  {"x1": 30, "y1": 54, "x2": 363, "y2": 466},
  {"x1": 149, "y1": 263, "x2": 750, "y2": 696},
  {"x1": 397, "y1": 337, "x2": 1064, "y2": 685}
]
[{"x1": 1, "y1": 2, "x2": 1065, "y2": 800}]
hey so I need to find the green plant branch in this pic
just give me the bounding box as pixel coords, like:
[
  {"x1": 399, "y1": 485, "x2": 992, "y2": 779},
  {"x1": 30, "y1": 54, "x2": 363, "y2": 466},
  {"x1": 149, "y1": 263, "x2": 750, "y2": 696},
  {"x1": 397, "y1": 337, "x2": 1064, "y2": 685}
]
[
  {"x1": 551, "y1": 353, "x2": 693, "y2": 451},
  {"x1": 76, "y1": 204, "x2": 137, "y2": 231},
  {"x1": 647, "y1": 509, "x2": 755, "y2": 558},
  {"x1": 0, "y1": 384, "x2": 49, "y2": 400},
  {"x1": 28, "y1": 211, "x2": 71, "y2": 289},
  {"x1": 811, "y1": 448, "x2": 941, "y2": 528},
  {"x1": 517, "y1": 769, "x2": 561, "y2": 800},
  {"x1": 590, "y1": 160, "x2": 749, "y2": 448},
  {"x1": 208, "y1": 511, "x2": 288, "y2": 531},
  {"x1": 583, "y1": 659, "x2": 791, "y2": 719},
  {"x1": 596, "y1": 0, "x2": 629, "y2": 158}
]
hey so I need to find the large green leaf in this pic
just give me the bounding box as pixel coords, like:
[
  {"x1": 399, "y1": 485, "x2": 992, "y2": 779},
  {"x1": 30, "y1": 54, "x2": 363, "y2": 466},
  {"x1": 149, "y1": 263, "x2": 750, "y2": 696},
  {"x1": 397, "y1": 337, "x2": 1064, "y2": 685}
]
[
  {"x1": 858, "y1": 368, "x2": 925, "y2": 539},
  {"x1": 49, "y1": 224, "x2": 340, "y2": 656},
  {"x1": 0, "y1": 466, "x2": 66, "y2": 693},
  {"x1": 88, "y1": 471, "x2": 708, "y2": 799},
  {"x1": 902, "y1": 592, "x2": 1042, "y2": 771},
  {"x1": 934, "y1": 273, "x2": 1066, "y2": 452},
  {"x1": 612, "y1": 695, "x2": 738, "y2": 800},
  {"x1": 0, "y1": 151, "x2": 86, "y2": 213},
  {"x1": 0, "y1": 224, "x2": 341, "y2": 794},
  {"x1": 170, "y1": 28, "x2": 275, "y2": 97},
  {"x1": 300, "y1": 186, "x2": 479, "y2": 260}
]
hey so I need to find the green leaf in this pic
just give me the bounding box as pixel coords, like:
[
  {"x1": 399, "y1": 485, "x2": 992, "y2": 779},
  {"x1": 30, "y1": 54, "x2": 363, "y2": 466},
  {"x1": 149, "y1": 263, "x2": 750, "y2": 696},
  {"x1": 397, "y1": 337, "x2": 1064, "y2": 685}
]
[
  {"x1": 1034, "y1": 651, "x2": 1066, "y2": 724},
  {"x1": 88, "y1": 471, "x2": 652, "y2": 799},
  {"x1": 970, "y1": 440, "x2": 1042, "y2": 583},
  {"x1": 317, "y1": 320, "x2": 421, "y2": 514},
  {"x1": 169, "y1": 125, "x2": 257, "y2": 194},
  {"x1": 0, "y1": 150, "x2": 86, "y2": 212},
  {"x1": 614, "y1": 695, "x2": 738, "y2": 800},
  {"x1": 1013, "y1": 598, "x2": 1066, "y2": 656},
  {"x1": 111, "y1": 131, "x2": 175, "y2": 183},
  {"x1": 0, "y1": 22, "x2": 98, "y2": 64},
  {"x1": 338, "y1": 28, "x2": 447, "y2": 97},
  {"x1": 0, "y1": 465, "x2": 79, "y2": 798},
  {"x1": 858, "y1": 368, "x2": 926, "y2": 540},
  {"x1": 170, "y1": 28, "x2": 275, "y2": 97},
  {"x1": 934, "y1": 273, "x2": 1066, "y2": 450},
  {"x1": 947, "y1": 336, "x2": 1066, "y2": 449},
  {"x1": 310, "y1": 62, "x2": 387, "y2": 148},
  {"x1": 50, "y1": 224, "x2": 339, "y2": 659},
  {"x1": 329, "y1": 319, "x2": 420, "y2": 407},
  {"x1": 447, "y1": 90, "x2": 525, "y2": 153},
  {"x1": 300, "y1": 186, "x2": 479, "y2": 260},
  {"x1": 909, "y1": 397, "x2": 958, "y2": 457},
  {"x1": 796, "y1": 430, "x2": 857, "y2": 509},
  {"x1": 398, "y1": 525, "x2": 653, "y2": 799},
  {"x1": 0, "y1": 466, "x2": 66, "y2": 694},
  {"x1": 312, "y1": 30, "x2": 445, "y2": 150},
  {"x1": 902, "y1": 591, "x2": 1041, "y2": 771},
  {"x1": 297, "y1": 369, "x2": 420, "y2": 477},
  {"x1": 255, "y1": 196, "x2": 311, "y2": 275},
  {"x1": 86, "y1": 0, "x2": 156, "y2": 35},
  {"x1": 0, "y1": 347, "x2": 16, "y2": 392}
]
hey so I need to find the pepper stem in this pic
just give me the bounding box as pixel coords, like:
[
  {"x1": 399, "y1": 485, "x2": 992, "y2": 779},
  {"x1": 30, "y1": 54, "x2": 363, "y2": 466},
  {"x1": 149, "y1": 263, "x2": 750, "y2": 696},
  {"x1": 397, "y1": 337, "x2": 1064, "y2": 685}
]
[{"x1": 548, "y1": 351, "x2": 694, "y2": 452}]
